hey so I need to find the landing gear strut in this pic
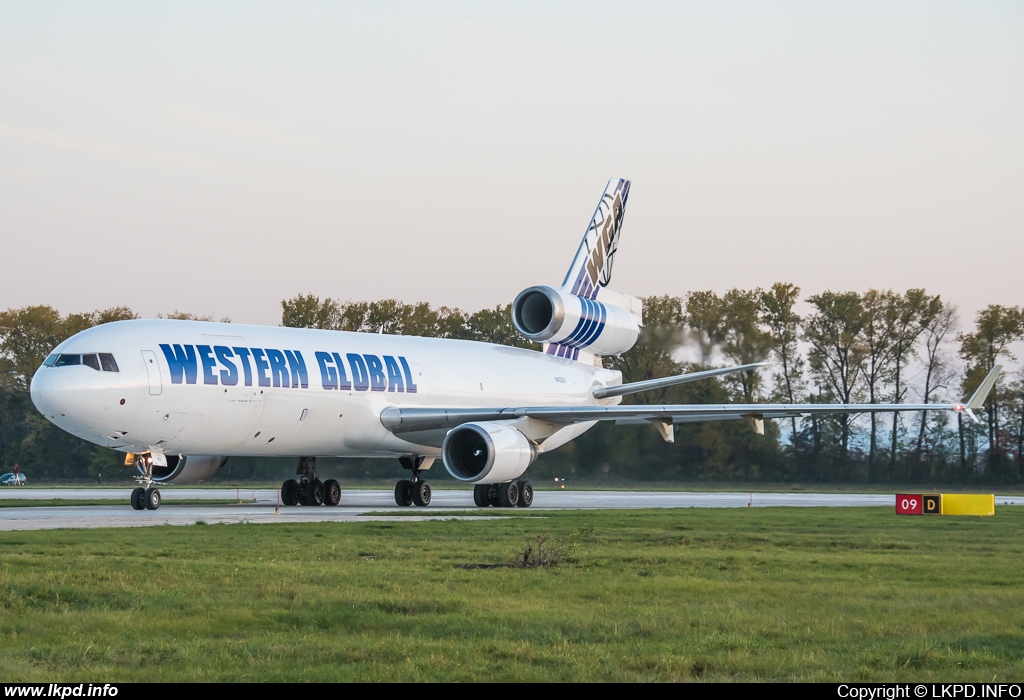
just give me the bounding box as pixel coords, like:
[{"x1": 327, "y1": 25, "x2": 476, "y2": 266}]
[
  {"x1": 130, "y1": 455, "x2": 161, "y2": 511},
  {"x1": 394, "y1": 456, "x2": 432, "y2": 507},
  {"x1": 473, "y1": 480, "x2": 533, "y2": 508},
  {"x1": 281, "y1": 457, "x2": 341, "y2": 507}
]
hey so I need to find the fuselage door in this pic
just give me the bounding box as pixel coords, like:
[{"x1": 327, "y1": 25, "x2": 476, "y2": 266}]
[{"x1": 141, "y1": 350, "x2": 162, "y2": 396}]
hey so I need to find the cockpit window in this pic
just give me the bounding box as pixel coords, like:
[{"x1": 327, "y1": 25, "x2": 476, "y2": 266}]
[
  {"x1": 99, "y1": 353, "x2": 119, "y2": 372},
  {"x1": 51, "y1": 353, "x2": 119, "y2": 372}
]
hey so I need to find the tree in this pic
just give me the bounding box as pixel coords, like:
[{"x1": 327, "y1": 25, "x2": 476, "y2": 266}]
[
  {"x1": 0, "y1": 305, "x2": 66, "y2": 392},
  {"x1": 720, "y1": 288, "x2": 771, "y2": 402},
  {"x1": 1004, "y1": 376, "x2": 1024, "y2": 478},
  {"x1": 683, "y1": 291, "x2": 726, "y2": 365},
  {"x1": 281, "y1": 294, "x2": 539, "y2": 348},
  {"x1": 911, "y1": 303, "x2": 959, "y2": 475},
  {"x1": 959, "y1": 305, "x2": 1024, "y2": 466},
  {"x1": 465, "y1": 304, "x2": 534, "y2": 348},
  {"x1": 0, "y1": 305, "x2": 138, "y2": 391},
  {"x1": 401, "y1": 302, "x2": 469, "y2": 338},
  {"x1": 760, "y1": 283, "x2": 806, "y2": 455},
  {"x1": 281, "y1": 294, "x2": 341, "y2": 329},
  {"x1": 887, "y1": 290, "x2": 941, "y2": 474},
  {"x1": 606, "y1": 295, "x2": 685, "y2": 395},
  {"x1": 159, "y1": 311, "x2": 222, "y2": 321},
  {"x1": 859, "y1": 289, "x2": 899, "y2": 476},
  {"x1": 804, "y1": 291, "x2": 867, "y2": 472}
]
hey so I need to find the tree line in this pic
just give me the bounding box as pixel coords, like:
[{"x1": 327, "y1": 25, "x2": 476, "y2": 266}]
[
  {"x1": 280, "y1": 289, "x2": 1024, "y2": 484},
  {"x1": 0, "y1": 289, "x2": 1021, "y2": 483}
]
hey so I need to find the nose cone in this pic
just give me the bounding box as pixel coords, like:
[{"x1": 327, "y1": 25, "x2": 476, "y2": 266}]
[{"x1": 30, "y1": 367, "x2": 76, "y2": 416}]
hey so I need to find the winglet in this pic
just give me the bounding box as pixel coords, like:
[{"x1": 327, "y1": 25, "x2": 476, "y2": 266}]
[{"x1": 965, "y1": 365, "x2": 1002, "y2": 410}]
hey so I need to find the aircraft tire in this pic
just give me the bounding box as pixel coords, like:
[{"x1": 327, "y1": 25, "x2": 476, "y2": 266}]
[
  {"x1": 308, "y1": 479, "x2": 325, "y2": 506},
  {"x1": 324, "y1": 479, "x2": 342, "y2": 507},
  {"x1": 498, "y1": 481, "x2": 519, "y2": 508},
  {"x1": 130, "y1": 487, "x2": 145, "y2": 510},
  {"x1": 144, "y1": 488, "x2": 161, "y2": 510},
  {"x1": 473, "y1": 484, "x2": 490, "y2": 508},
  {"x1": 516, "y1": 481, "x2": 533, "y2": 508},
  {"x1": 412, "y1": 481, "x2": 431, "y2": 507},
  {"x1": 281, "y1": 479, "x2": 299, "y2": 506},
  {"x1": 394, "y1": 480, "x2": 413, "y2": 507}
]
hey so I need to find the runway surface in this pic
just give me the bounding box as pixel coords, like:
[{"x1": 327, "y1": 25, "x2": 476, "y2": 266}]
[{"x1": 1, "y1": 488, "x2": 1021, "y2": 531}]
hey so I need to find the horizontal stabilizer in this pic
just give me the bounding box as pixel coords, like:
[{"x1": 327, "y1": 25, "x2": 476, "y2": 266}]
[{"x1": 593, "y1": 362, "x2": 770, "y2": 400}]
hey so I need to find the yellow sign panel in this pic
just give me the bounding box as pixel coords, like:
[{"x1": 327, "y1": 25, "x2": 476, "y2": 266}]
[{"x1": 941, "y1": 494, "x2": 995, "y2": 516}]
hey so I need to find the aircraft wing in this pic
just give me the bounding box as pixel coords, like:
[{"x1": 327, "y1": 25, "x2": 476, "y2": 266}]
[
  {"x1": 382, "y1": 400, "x2": 961, "y2": 433},
  {"x1": 381, "y1": 365, "x2": 1001, "y2": 435}
]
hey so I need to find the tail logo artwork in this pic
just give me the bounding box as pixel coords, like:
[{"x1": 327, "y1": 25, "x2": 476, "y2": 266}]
[{"x1": 569, "y1": 178, "x2": 630, "y2": 299}]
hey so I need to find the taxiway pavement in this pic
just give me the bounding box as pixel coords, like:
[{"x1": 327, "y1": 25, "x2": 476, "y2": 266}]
[{"x1": 1, "y1": 488, "x2": 1020, "y2": 531}]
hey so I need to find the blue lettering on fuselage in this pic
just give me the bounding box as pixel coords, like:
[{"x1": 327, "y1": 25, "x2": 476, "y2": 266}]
[
  {"x1": 196, "y1": 344, "x2": 218, "y2": 385},
  {"x1": 232, "y1": 347, "x2": 253, "y2": 386},
  {"x1": 347, "y1": 353, "x2": 369, "y2": 391},
  {"x1": 331, "y1": 352, "x2": 351, "y2": 390},
  {"x1": 159, "y1": 344, "x2": 417, "y2": 393},
  {"x1": 160, "y1": 344, "x2": 198, "y2": 385},
  {"x1": 215, "y1": 346, "x2": 238, "y2": 386},
  {"x1": 251, "y1": 348, "x2": 271, "y2": 388}
]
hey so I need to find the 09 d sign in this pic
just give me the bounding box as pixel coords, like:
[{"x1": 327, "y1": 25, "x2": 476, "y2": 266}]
[
  {"x1": 896, "y1": 493, "x2": 942, "y2": 515},
  {"x1": 897, "y1": 493, "x2": 995, "y2": 517}
]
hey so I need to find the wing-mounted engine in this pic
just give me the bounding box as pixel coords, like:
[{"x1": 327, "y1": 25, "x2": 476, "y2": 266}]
[
  {"x1": 512, "y1": 285, "x2": 641, "y2": 357},
  {"x1": 442, "y1": 422, "x2": 536, "y2": 484},
  {"x1": 135, "y1": 454, "x2": 227, "y2": 484}
]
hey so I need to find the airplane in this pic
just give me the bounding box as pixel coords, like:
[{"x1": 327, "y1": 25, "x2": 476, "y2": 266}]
[{"x1": 29, "y1": 178, "x2": 1000, "y2": 511}]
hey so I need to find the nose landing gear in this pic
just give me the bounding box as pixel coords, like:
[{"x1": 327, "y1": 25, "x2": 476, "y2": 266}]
[
  {"x1": 280, "y1": 457, "x2": 341, "y2": 507},
  {"x1": 130, "y1": 455, "x2": 161, "y2": 510},
  {"x1": 394, "y1": 456, "x2": 434, "y2": 507}
]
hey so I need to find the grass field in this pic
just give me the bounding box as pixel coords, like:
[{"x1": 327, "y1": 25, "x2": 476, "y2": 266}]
[{"x1": 1, "y1": 507, "x2": 1022, "y2": 681}]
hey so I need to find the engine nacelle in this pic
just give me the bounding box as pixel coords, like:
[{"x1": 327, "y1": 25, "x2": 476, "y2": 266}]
[
  {"x1": 512, "y1": 285, "x2": 640, "y2": 356},
  {"x1": 137, "y1": 454, "x2": 227, "y2": 484},
  {"x1": 442, "y1": 422, "x2": 536, "y2": 484}
]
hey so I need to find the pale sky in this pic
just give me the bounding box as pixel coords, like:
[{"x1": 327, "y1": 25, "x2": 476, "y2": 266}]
[{"x1": 1, "y1": 2, "x2": 1021, "y2": 327}]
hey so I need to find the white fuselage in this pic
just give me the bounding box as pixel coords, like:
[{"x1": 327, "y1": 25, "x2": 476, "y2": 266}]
[{"x1": 30, "y1": 319, "x2": 622, "y2": 460}]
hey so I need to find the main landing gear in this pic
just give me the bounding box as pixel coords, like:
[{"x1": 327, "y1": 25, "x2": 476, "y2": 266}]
[
  {"x1": 473, "y1": 480, "x2": 534, "y2": 508},
  {"x1": 394, "y1": 456, "x2": 432, "y2": 507},
  {"x1": 280, "y1": 457, "x2": 341, "y2": 507},
  {"x1": 130, "y1": 455, "x2": 161, "y2": 511}
]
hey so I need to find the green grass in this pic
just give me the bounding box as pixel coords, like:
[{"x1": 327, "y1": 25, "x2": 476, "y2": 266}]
[
  {"x1": 1, "y1": 508, "x2": 1023, "y2": 681},
  {"x1": 0, "y1": 499, "x2": 257, "y2": 508}
]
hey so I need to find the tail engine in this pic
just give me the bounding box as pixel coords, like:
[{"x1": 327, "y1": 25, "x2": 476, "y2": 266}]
[
  {"x1": 512, "y1": 285, "x2": 640, "y2": 356},
  {"x1": 442, "y1": 422, "x2": 536, "y2": 484}
]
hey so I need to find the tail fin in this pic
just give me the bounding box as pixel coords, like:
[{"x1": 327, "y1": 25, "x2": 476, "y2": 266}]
[{"x1": 561, "y1": 178, "x2": 631, "y2": 300}]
